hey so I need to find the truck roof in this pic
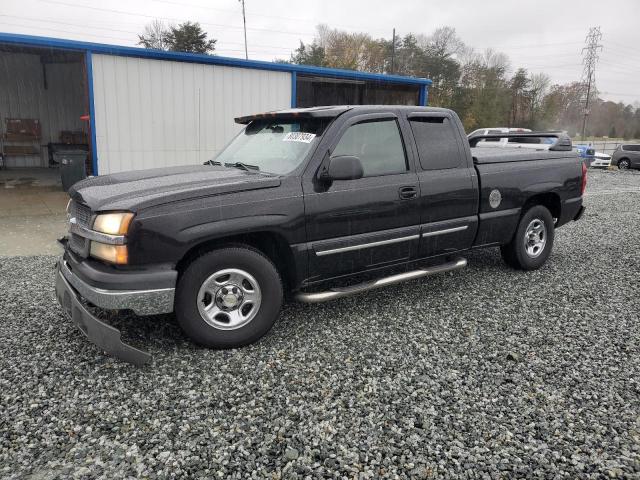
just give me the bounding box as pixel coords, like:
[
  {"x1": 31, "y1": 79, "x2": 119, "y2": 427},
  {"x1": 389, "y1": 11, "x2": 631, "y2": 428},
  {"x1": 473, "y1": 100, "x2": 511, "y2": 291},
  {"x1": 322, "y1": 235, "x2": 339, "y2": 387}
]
[
  {"x1": 472, "y1": 147, "x2": 578, "y2": 164},
  {"x1": 234, "y1": 105, "x2": 451, "y2": 124}
]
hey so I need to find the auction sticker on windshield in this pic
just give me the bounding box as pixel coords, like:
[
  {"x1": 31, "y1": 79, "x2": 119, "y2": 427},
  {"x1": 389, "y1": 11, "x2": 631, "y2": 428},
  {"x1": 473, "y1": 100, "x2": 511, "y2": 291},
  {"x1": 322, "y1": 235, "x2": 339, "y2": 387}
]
[{"x1": 283, "y1": 132, "x2": 316, "y2": 143}]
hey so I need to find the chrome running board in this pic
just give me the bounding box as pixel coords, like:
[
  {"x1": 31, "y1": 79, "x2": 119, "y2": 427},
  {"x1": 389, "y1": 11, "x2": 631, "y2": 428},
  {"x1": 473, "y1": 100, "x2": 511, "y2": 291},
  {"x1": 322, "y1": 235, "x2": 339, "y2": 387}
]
[{"x1": 295, "y1": 257, "x2": 467, "y2": 304}]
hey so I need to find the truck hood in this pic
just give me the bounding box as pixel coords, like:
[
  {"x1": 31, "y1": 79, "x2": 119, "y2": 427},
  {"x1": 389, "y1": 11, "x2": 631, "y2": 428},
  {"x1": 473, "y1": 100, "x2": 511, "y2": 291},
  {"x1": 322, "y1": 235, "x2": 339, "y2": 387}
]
[{"x1": 69, "y1": 165, "x2": 281, "y2": 211}]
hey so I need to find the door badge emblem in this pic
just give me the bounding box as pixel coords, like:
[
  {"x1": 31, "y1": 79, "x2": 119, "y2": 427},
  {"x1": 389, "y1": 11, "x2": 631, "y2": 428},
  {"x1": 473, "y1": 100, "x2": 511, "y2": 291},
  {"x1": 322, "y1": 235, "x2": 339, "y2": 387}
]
[{"x1": 489, "y1": 189, "x2": 502, "y2": 209}]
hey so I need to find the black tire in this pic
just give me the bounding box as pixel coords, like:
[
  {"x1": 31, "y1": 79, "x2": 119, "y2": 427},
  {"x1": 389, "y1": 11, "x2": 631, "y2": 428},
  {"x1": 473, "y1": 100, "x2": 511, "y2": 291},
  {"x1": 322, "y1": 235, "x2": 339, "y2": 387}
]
[
  {"x1": 500, "y1": 205, "x2": 555, "y2": 270},
  {"x1": 618, "y1": 158, "x2": 630, "y2": 170},
  {"x1": 175, "y1": 247, "x2": 283, "y2": 348}
]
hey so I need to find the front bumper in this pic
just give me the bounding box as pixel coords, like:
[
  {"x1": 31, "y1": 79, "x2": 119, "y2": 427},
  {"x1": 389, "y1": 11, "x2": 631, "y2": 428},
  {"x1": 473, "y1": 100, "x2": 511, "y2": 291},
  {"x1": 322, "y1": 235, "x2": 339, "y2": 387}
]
[
  {"x1": 58, "y1": 249, "x2": 176, "y2": 316},
  {"x1": 55, "y1": 264, "x2": 152, "y2": 366}
]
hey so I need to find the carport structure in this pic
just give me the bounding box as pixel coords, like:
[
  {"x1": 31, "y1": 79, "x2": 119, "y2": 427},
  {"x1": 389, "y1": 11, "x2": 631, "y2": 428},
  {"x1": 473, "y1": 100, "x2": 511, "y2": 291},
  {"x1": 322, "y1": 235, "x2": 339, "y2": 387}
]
[{"x1": 0, "y1": 32, "x2": 432, "y2": 176}]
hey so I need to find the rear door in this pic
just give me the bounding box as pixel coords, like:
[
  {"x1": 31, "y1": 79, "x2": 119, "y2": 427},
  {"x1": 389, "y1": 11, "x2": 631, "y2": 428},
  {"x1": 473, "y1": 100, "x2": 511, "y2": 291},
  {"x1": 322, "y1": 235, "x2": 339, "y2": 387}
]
[
  {"x1": 406, "y1": 112, "x2": 478, "y2": 258},
  {"x1": 302, "y1": 113, "x2": 421, "y2": 282}
]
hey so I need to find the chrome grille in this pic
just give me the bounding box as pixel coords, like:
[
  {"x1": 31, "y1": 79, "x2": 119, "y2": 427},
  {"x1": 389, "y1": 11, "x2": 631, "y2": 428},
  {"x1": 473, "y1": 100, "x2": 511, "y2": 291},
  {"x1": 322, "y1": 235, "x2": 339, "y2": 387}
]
[
  {"x1": 68, "y1": 201, "x2": 92, "y2": 257},
  {"x1": 70, "y1": 201, "x2": 92, "y2": 228},
  {"x1": 69, "y1": 233, "x2": 88, "y2": 256}
]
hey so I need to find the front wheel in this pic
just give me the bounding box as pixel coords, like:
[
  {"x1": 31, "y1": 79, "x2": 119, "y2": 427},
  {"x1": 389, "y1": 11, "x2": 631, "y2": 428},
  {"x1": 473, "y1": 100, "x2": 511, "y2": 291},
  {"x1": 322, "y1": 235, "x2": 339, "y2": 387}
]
[
  {"x1": 175, "y1": 247, "x2": 283, "y2": 348},
  {"x1": 500, "y1": 205, "x2": 555, "y2": 270},
  {"x1": 618, "y1": 159, "x2": 630, "y2": 170}
]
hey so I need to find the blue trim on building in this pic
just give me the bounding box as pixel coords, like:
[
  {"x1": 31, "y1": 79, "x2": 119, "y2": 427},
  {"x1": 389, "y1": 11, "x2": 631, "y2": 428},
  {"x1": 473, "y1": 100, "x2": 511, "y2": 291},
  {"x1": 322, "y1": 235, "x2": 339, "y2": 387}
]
[
  {"x1": 85, "y1": 51, "x2": 98, "y2": 175},
  {"x1": 418, "y1": 86, "x2": 426, "y2": 106},
  {"x1": 290, "y1": 72, "x2": 297, "y2": 108},
  {"x1": 0, "y1": 32, "x2": 432, "y2": 87}
]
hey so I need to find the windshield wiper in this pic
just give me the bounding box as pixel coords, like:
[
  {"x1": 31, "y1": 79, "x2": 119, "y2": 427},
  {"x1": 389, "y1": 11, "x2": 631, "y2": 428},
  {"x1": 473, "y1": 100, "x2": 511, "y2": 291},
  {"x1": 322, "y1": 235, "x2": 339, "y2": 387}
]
[
  {"x1": 225, "y1": 161, "x2": 260, "y2": 172},
  {"x1": 204, "y1": 160, "x2": 222, "y2": 166}
]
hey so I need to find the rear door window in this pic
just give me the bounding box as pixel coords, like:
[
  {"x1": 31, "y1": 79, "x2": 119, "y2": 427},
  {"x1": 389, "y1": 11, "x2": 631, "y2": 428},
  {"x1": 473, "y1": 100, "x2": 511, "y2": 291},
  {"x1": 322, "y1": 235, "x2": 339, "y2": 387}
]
[{"x1": 409, "y1": 116, "x2": 462, "y2": 170}]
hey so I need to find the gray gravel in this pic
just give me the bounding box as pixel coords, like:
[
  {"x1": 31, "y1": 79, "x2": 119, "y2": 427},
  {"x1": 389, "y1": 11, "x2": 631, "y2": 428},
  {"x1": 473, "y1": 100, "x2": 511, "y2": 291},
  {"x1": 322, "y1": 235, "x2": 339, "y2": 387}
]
[{"x1": 1, "y1": 169, "x2": 640, "y2": 479}]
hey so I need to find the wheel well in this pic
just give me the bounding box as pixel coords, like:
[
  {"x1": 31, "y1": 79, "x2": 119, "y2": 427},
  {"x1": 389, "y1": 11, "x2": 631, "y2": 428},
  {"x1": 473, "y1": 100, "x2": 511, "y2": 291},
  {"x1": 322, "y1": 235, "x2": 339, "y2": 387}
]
[
  {"x1": 522, "y1": 192, "x2": 561, "y2": 220},
  {"x1": 176, "y1": 232, "x2": 297, "y2": 291}
]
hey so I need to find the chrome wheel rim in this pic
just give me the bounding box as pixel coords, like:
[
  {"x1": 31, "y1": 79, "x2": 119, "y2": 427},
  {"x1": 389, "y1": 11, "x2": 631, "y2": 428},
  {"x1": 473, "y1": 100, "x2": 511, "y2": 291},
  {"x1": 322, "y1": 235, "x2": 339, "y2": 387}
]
[
  {"x1": 197, "y1": 268, "x2": 262, "y2": 330},
  {"x1": 524, "y1": 219, "x2": 547, "y2": 258},
  {"x1": 619, "y1": 160, "x2": 629, "y2": 170}
]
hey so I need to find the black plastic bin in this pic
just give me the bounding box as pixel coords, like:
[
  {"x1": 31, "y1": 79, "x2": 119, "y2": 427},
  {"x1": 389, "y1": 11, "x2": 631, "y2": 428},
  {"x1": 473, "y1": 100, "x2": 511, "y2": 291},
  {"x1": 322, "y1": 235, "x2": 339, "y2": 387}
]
[{"x1": 55, "y1": 149, "x2": 88, "y2": 191}]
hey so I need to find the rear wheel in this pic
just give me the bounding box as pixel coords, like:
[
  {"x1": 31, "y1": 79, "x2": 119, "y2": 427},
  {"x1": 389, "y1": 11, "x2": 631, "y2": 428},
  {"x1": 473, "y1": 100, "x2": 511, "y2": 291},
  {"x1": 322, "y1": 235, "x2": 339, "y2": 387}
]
[
  {"x1": 175, "y1": 247, "x2": 283, "y2": 348},
  {"x1": 618, "y1": 158, "x2": 630, "y2": 170},
  {"x1": 500, "y1": 205, "x2": 555, "y2": 270}
]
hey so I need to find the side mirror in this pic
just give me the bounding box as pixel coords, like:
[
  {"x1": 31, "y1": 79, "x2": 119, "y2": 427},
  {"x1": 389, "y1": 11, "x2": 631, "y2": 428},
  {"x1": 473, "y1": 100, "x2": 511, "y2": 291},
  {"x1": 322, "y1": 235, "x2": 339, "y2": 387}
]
[{"x1": 326, "y1": 155, "x2": 364, "y2": 181}]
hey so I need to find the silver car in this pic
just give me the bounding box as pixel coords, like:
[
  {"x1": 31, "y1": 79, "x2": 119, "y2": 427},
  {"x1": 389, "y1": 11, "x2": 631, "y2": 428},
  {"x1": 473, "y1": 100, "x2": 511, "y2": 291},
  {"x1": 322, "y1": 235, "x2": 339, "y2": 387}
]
[{"x1": 611, "y1": 144, "x2": 640, "y2": 170}]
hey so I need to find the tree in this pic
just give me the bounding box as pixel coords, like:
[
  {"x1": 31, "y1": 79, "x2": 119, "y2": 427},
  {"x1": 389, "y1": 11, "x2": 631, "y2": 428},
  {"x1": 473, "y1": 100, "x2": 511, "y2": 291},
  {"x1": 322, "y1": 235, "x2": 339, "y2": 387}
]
[
  {"x1": 528, "y1": 73, "x2": 550, "y2": 128},
  {"x1": 290, "y1": 41, "x2": 326, "y2": 66},
  {"x1": 166, "y1": 22, "x2": 216, "y2": 54},
  {"x1": 509, "y1": 68, "x2": 531, "y2": 127},
  {"x1": 418, "y1": 28, "x2": 465, "y2": 107},
  {"x1": 139, "y1": 21, "x2": 216, "y2": 54},
  {"x1": 138, "y1": 20, "x2": 171, "y2": 50}
]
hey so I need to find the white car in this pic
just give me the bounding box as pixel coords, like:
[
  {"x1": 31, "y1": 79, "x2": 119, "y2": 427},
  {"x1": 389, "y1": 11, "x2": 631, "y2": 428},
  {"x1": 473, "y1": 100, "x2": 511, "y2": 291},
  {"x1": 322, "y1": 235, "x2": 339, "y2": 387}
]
[
  {"x1": 468, "y1": 127, "x2": 555, "y2": 150},
  {"x1": 590, "y1": 151, "x2": 611, "y2": 168}
]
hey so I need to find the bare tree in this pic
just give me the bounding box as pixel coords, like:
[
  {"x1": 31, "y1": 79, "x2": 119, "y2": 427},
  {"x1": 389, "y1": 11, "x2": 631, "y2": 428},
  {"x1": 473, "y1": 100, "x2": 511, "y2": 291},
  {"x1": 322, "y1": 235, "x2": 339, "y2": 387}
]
[
  {"x1": 529, "y1": 73, "x2": 550, "y2": 103},
  {"x1": 422, "y1": 26, "x2": 465, "y2": 58},
  {"x1": 138, "y1": 20, "x2": 171, "y2": 51},
  {"x1": 481, "y1": 49, "x2": 510, "y2": 74}
]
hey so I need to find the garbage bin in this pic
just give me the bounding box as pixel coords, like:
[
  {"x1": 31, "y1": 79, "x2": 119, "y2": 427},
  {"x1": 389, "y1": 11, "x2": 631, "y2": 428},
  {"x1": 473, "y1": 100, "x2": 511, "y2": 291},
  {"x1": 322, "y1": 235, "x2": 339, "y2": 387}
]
[{"x1": 55, "y1": 149, "x2": 88, "y2": 191}]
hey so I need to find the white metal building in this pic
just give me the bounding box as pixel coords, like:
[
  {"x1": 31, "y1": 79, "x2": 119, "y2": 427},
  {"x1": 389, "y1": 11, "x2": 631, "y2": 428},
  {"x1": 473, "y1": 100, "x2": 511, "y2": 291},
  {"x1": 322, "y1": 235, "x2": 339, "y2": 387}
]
[{"x1": 0, "y1": 32, "x2": 432, "y2": 175}]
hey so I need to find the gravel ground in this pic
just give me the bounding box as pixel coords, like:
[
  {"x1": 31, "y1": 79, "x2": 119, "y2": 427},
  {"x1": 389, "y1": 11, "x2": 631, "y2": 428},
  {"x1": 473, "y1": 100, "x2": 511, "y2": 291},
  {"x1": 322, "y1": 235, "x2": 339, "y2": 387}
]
[{"x1": 1, "y1": 170, "x2": 639, "y2": 479}]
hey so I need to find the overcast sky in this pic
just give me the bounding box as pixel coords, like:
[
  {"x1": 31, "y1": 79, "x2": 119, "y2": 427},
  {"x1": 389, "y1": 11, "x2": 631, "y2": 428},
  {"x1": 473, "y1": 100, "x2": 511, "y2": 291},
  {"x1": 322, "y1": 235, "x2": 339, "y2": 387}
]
[{"x1": 1, "y1": 0, "x2": 638, "y2": 105}]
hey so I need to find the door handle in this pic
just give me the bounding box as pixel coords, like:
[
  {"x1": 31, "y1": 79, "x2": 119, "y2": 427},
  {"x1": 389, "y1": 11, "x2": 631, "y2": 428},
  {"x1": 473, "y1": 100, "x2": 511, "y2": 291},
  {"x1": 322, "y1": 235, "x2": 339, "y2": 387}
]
[{"x1": 399, "y1": 186, "x2": 418, "y2": 200}]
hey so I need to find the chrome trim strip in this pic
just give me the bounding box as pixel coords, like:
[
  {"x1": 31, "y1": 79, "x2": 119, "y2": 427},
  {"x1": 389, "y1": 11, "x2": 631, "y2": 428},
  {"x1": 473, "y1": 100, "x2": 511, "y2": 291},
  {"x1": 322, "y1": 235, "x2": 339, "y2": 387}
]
[
  {"x1": 422, "y1": 225, "x2": 468, "y2": 237},
  {"x1": 315, "y1": 234, "x2": 420, "y2": 256},
  {"x1": 70, "y1": 221, "x2": 126, "y2": 245},
  {"x1": 296, "y1": 257, "x2": 467, "y2": 303},
  {"x1": 59, "y1": 259, "x2": 174, "y2": 316}
]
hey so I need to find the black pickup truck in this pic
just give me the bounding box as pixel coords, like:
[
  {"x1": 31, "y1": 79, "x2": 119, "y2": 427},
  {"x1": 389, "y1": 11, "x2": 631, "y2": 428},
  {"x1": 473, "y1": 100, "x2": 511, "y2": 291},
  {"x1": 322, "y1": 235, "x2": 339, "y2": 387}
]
[{"x1": 55, "y1": 106, "x2": 586, "y2": 365}]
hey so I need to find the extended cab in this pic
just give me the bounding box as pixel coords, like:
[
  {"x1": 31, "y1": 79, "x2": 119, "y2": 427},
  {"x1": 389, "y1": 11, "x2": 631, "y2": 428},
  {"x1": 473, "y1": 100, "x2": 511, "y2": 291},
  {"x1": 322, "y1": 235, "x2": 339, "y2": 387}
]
[{"x1": 55, "y1": 106, "x2": 586, "y2": 365}]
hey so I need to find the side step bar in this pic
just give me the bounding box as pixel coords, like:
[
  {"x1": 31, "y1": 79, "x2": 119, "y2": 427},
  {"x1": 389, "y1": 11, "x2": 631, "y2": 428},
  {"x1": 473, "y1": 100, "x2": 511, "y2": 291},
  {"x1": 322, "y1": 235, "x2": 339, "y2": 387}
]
[{"x1": 295, "y1": 257, "x2": 467, "y2": 304}]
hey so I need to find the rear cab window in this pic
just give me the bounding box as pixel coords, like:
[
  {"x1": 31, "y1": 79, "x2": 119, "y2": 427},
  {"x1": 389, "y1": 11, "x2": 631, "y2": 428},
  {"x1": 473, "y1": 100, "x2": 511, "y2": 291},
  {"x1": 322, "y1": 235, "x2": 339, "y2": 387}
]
[{"x1": 408, "y1": 116, "x2": 463, "y2": 170}]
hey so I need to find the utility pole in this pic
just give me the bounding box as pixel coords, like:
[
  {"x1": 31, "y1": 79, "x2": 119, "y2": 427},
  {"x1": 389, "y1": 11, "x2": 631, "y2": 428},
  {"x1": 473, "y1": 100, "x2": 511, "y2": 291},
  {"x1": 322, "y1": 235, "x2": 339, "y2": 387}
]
[
  {"x1": 390, "y1": 28, "x2": 396, "y2": 74},
  {"x1": 239, "y1": 0, "x2": 248, "y2": 60},
  {"x1": 580, "y1": 26, "x2": 603, "y2": 140}
]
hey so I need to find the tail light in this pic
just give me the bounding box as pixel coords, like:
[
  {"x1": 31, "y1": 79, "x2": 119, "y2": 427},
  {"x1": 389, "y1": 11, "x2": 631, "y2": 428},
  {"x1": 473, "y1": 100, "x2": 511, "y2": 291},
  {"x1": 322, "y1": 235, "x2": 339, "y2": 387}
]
[{"x1": 580, "y1": 161, "x2": 587, "y2": 195}]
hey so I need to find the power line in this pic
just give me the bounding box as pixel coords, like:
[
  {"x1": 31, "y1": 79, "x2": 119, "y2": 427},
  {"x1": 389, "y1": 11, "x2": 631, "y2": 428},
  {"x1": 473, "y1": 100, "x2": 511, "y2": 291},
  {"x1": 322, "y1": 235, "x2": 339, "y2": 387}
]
[
  {"x1": 149, "y1": 0, "x2": 394, "y2": 35},
  {"x1": 34, "y1": 0, "x2": 317, "y2": 38}
]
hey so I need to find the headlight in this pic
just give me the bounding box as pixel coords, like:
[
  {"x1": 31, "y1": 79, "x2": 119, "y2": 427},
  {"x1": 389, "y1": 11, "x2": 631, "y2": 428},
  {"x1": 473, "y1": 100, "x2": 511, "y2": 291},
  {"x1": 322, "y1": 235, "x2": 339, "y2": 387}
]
[
  {"x1": 89, "y1": 211, "x2": 133, "y2": 264},
  {"x1": 90, "y1": 243, "x2": 128, "y2": 264},
  {"x1": 93, "y1": 212, "x2": 134, "y2": 235}
]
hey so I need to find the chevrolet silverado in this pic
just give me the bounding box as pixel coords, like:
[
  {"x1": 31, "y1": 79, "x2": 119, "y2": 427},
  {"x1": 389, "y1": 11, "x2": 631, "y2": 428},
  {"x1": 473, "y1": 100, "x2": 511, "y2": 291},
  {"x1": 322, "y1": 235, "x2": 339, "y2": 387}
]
[{"x1": 55, "y1": 106, "x2": 586, "y2": 365}]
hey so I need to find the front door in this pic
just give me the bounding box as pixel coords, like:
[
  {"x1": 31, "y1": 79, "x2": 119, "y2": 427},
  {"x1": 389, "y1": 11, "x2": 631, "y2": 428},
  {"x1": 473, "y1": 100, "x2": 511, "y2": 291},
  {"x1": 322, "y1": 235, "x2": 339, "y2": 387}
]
[{"x1": 303, "y1": 113, "x2": 421, "y2": 283}]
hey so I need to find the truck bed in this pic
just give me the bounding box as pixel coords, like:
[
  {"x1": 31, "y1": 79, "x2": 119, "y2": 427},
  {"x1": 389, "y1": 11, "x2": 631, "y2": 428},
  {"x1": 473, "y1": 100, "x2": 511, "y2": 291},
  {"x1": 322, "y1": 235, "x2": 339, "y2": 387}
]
[{"x1": 472, "y1": 147, "x2": 578, "y2": 164}]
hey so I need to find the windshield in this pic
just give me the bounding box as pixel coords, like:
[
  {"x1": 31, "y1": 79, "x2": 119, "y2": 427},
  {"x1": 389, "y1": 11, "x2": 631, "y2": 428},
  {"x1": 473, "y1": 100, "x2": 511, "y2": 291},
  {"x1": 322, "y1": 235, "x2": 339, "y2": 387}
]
[{"x1": 213, "y1": 118, "x2": 327, "y2": 174}]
